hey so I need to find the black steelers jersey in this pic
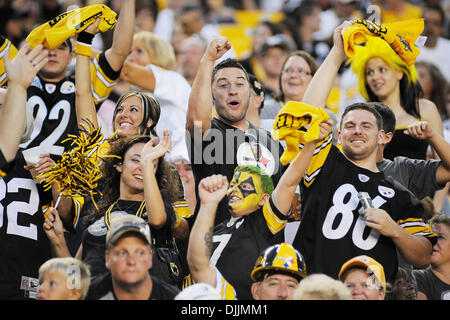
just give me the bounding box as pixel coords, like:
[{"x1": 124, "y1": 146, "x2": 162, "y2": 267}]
[
  {"x1": 0, "y1": 150, "x2": 6, "y2": 170},
  {"x1": 0, "y1": 36, "x2": 17, "y2": 87},
  {"x1": 293, "y1": 135, "x2": 437, "y2": 284},
  {"x1": 0, "y1": 151, "x2": 54, "y2": 299},
  {"x1": 211, "y1": 196, "x2": 287, "y2": 300},
  {"x1": 81, "y1": 199, "x2": 180, "y2": 285},
  {"x1": 188, "y1": 117, "x2": 285, "y2": 226},
  {"x1": 17, "y1": 52, "x2": 120, "y2": 159}
]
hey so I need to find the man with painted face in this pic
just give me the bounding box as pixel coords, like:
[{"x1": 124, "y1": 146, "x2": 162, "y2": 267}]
[
  {"x1": 187, "y1": 117, "x2": 331, "y2": 300},
  {"x1": 186, "y1": 36, "x2": 285, "y2": 226}
]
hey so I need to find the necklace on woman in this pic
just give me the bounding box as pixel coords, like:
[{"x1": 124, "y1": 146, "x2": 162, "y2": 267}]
[{"x1": 104, "y1": 199, "x2": 146, "y2": 229}]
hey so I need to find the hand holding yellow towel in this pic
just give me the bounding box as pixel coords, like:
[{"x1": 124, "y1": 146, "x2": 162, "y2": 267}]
[
  {"x1": 26, "y1": 4, "x2": 117, "y2": 50},
  {"x1": 343, "y1": 19, "x2": 424, "y2": 66},
  {"x1": 0, "y1": 37, "x2": 18, "y2": 87},
  {"x1": 272, "y1": 101, "x2": 329, "y2": 165}
]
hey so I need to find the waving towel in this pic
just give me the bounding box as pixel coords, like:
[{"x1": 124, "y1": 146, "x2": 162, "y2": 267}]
[
  {"x1": 272, "y1": 101, "x2": 329, "y2": 165},
  {"x1": 26, "y1": 4, "x2": 117, "y2": 50}
]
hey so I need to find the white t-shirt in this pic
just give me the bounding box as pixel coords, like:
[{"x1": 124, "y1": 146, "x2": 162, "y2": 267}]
[
  {"x1": 145, "y1": 64, "x2": 191, "y2": 162},
  {"x1": 417, "y1": 37, "x2": 450, "y2": 83}
]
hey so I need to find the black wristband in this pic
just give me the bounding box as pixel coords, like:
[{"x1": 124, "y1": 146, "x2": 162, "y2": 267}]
[{"x1": 77, "y1": 30, "x2": 95, "y2": 45}]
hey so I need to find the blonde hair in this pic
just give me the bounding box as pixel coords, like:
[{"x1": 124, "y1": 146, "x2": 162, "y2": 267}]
[
  {"x1": 39, "y1": 257, "x2": 91, "y2": 300},
  {"x1": 133, "y1": 31, "x2": 176, "y2": 70},
  {"x1": 430, "y1": 214, "x2": 450, "y2": 229},
  {"x1": 293, "y1": 274, "x2": 352, "y2": 300}
]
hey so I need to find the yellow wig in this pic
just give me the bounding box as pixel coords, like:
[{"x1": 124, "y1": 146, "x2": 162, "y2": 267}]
[
  {"x1": 348, "y1": 36, "x2": 419, "y2": 100},
  {"x1": 343, "y1": 19, "x2": 423, "y2": 100}
]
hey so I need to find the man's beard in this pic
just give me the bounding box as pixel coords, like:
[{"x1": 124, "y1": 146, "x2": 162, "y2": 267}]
[{"x1": 341, "y1": 142, "x2": 377, "y2": 162}]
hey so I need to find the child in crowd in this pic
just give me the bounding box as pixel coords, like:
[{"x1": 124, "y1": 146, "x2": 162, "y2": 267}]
[{"x1": 37, "y1": 257, "x2": 91, "y2": 300}]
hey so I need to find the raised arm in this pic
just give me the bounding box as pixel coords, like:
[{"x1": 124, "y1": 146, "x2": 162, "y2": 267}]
[
  {"x1": 0, "y1": 44, "x2": 48, "y2": 162},
  {"x1": 187, "y1": 175, "x2": 228, "y2": 286},
  {"x1": 104, "y1": 0, "x2": 135, "y2": 72},
  {"x1": 272, "y1": 120, "x2": 333, "y2": 213},
  {"x1": 405, "y1": 119, "x2": 450, "y2": 212},
  {"x1": 302, "y1": 21, "x2": 352, "y2": 108},
  {"x1": 404, "y1": 120, "x2": 450, "y2": 185},
  {"x1": 120, "y1": 61, "x2": 156, "y2": 91},
  {"x1": 75, "y1": 21, "x2": 101, "y2": 129},
  {"x1": 43, "y1": 207, "x2": 72, "y2": 258},
  {"x1": 186, "y1": 37, "x2": 231, "y2": 136},
  {"x1": 141, "y1": 131, "x2": 173, "y2": 228}
]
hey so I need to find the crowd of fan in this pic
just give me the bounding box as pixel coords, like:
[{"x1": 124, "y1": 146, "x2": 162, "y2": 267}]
[{"x1": 0, "y1": 0, "x2": 449, "y2": 301}]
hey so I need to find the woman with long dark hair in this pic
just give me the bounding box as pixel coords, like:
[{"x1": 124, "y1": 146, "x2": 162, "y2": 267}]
[
  {"x1": 44, "y1": 134, "x2": 186, "y2": 286},
  {"x1": 43, "y1": 23, "x2": 188, "y2": 287},
  {"x1": 80, "y1": 134, "x2": 184, "y2": 285}
]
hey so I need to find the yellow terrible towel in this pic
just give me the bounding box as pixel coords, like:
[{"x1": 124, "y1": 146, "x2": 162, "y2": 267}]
[
  {"x1": 0, "y1": 36, "x2": 18, "y2": 87},
  {"x1": 26, "y1": 4, "x2": 117, "y2": 50},
  {"x1": 343, "y1": 19, "x2": 424, "y2": 66},
  {"x1": 272, "y1": 101, "x2": 329, "y2": 165}
]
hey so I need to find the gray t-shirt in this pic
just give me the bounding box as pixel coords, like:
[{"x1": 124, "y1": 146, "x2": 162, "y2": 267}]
[
  {"x1": 259, "y1": 97, "x2": 282, "y2": 120},
  {"x1": 413, "y1": 267, "x2": 450, "y2": 300},
  {"x1": 377, "y1": 157, "x2": 443, "y2": 199}
]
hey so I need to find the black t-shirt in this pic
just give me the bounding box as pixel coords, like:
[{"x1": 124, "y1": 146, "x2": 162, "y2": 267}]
[
  {"x1": 81, "y1": 199, "x2": 179, "y2": 284},
  {"x1": 86, "y1": 272, "x2": 180, "y2": 300},
  {"x1": 0, "y1": 151, "x2": 53, "y2": 299},
  {"x1": 212, "y1": 196, "x2": 287, "y2": 300},
  {"x1": 413, "y1": 267, "x2": 450, "y2": 300},
  {"x1": 19, "y1": 52, "x2": 120, "y2": 160},
  {"x1": 0, "y1": 149, "x2": 6, "y2": 169},
  {"x1": 293, "y1": 139, "x2": 436, "y2": 284},
  {"x1": 188, "y1": 117, "x2": 284, "y2": 225},
  {"x1": 384, "y1": 129, "x2": 429, "y2": 161}
]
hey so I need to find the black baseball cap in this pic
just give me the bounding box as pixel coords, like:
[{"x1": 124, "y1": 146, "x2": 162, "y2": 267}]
[{"x1": 248, "y1": 74, "x2": 265, "y2": 108}]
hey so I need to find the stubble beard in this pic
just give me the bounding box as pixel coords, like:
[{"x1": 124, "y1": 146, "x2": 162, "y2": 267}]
[{"x1": 214, "y1": 100, "x2": 249, "y2": 124}]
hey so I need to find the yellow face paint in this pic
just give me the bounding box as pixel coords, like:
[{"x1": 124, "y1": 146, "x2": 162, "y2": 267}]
[{"x1": 227, "y1": 171, "x2": 264, "y2": 216}]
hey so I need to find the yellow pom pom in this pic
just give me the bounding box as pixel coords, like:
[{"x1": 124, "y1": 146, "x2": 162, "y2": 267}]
[{"x1": 37, "y1": 118, "x2": 119, "y2": 209}]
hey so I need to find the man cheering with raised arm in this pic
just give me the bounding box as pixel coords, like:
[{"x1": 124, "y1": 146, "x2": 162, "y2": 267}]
[
  {"x1": 289, "y1": 21, "x2": 437, "y2": 285},
  {"x1": 186, "y1": 37, "x2": 284, "y2": 226}
]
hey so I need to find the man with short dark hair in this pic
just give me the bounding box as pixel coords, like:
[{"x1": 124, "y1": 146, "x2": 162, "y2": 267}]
[
  {"x1": 290, "y1": 21, "x2": 437, "y2": 284},
  {"x1": 186, "y1": 37, "x2": 284, "y2": 225}
]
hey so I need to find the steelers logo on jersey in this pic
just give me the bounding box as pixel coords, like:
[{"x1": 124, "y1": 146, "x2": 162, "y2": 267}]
[
  {"x1": 88, "y1": 211, "x2": 128, "y2": 236},
  {"x1": 236, "y1": 142, "x2": 276, "y2": 176},
  {"x1": 60, "y1": 80, "x2": 75, "y2": 94},
  {"x1": 378, "y1": 185, "x2": 395, "y2": 198}
]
